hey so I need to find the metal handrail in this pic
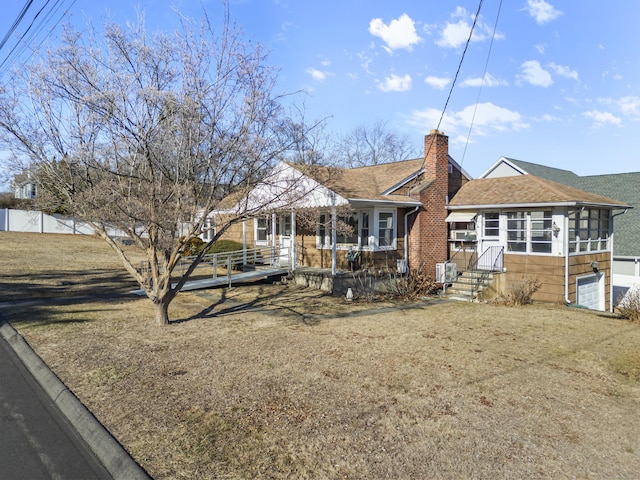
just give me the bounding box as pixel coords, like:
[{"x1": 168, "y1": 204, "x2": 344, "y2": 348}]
[
  {"x1": 179, "y1": 245, "x2": 291, "y2": 287},
  {"x1": 470, "y1": 246, "x2": 504, "y2": 297}
]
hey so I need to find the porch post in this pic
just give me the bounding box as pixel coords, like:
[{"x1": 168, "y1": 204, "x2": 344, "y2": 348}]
[
  {"x1": 331, "y1": 207, "x2": 337, "y2": 276},
  {"x1": 271, "y1": 212, "x2": 277, "y2": 265},
  {"x1": 291, "y1": 210, "x2": 297, "y2": 270},
  {"x1": 242, "y1": 218, "x2": 247, "y2": 266}
]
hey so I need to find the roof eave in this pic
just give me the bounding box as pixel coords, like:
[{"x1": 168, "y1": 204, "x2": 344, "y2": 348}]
[
  {"x1": 348, "y1": 197, "x2": 422, "y2": 207},
  {"x1": 448, "y1": 201, "x2": 630, "y2": 210}
]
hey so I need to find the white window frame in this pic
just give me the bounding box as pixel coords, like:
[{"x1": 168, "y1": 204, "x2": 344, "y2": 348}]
[
  {"x1": 254, "y1": 216, "x2": 270, "y2": 246},
  {"x1": 569, "y1": 208, "x2": 610, "y2": 254},
  {"x1": 316, "y1": 207, "x2": 396, "y2": 251},
  {"x1": 201, "y1": 217, "x2": 215, "y2": 242},
  {"x1": 506, "y1": 210, "x2": 553, "y2": 254}
]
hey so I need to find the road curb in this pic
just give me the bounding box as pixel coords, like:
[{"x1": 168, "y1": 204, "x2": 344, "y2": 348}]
[{"x1": 0, "y1": 318, "x2": 151, "y2": 480}]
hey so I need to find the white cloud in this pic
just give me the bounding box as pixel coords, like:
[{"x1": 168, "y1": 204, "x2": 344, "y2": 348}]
[
  {"x1": 517, "y1": 60, "x2": 553, "y2": 87},
  {"x1": 407, "y1": 102, "x2": 528, "y2": 138},
  {"x1": 583, "y1": 110, "x2": 622, "y2": 127},
  {"x1": 526, "y1": 0, "x2": 563, "y2": 25},
  {"x1": 461, "y1": 73, "x2": 508, "y2": 88},
  {"x1": 369, "y1": 13, "x2": 421, "y2": 52},
  {"x1": 548, "y1": 62, "x2": 578, "y2": 80},
  {"x1": 617, "y1": 96, "x2": 640, "y2": 117},
  {"x1": 305, "y1": 68, "x2": 331, "y2": 82},
  {"x1": 436, "y1": 7, "x2": 505, "y2": 49},
  {"x1": 425, "y1": 75, "x2": 451, "y2": 90},
  {"x1": 535, "y1": 43, "x2": 546, "y2": 54},
  {"x1": 598, "y1": 96, "x2": 640, "y2": 118},
  {"x1": 377, "y1": 73, "x2": 412, "y2": 92}
]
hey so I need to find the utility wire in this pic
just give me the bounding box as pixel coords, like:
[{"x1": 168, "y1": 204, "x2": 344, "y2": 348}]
[
  {"x1": 459, "y1": 0, "x2": 503, "y2": 170},
  {"x1": 420, "y1": 0, "x2": 485, "y2": 173},
  {"x1": 0, "y1": 0, "x2": 76, "y2": 76},
  {"x1": 0, "y1": 0, "x2": 35, "y2": 52}
]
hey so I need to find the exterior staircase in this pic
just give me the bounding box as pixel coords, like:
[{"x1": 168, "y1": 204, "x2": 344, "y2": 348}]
[{"x1": 441, "y1": 270, "x2": 495, "y2": 302}]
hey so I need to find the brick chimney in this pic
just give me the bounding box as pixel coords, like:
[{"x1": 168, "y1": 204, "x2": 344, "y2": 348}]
[{"x1": 408, "y1": 130, "x2": 449, "y2": 279}]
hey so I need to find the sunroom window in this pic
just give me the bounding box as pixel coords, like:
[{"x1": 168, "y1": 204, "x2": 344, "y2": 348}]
[
  {"x1": 568, "y1": 208, "x2": 610, "y2": 253},
  {"x1": 507, "y1": 210, "x2": 552, "y2": 254}
]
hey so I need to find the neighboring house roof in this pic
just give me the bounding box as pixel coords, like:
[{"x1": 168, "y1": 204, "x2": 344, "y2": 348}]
[
  {"x1": 448, "y1": 174, "x2": 630, "y2": 209},
  {"x1": 485, "y1": 158, "x2": 639, "y2": 258}
]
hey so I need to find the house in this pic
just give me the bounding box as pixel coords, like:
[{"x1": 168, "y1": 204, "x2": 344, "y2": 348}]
[
  {"x1": 12, "y1": 171, "x2": 37, "y2": 199},
  {"x1": 480, "y1": 158, "x2": 639, "y2": 304},
  {"x1": 447, "y1": 164, "x2": 631, "y2": 311},
  {"x1": 213, "y1": 130, "x2": 471, "y2": 282}
]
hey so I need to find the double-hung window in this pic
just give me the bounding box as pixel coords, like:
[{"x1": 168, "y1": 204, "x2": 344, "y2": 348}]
[
  {"x1": 530, "y1": 211, "x2": 552, "y2": 253},
  {"x1": 378, "y1": 212, "x2": 394, "y2": 248},
  {"x1": 484, "y1": 212, "x2": 499, "y2": 237},
  {"x1": 316, "y1": 208, "x2": 395, "y2": 250},
  {"x1": 507, "y1": 211, "x2": 527, "y2": 252},
  {"x1": 506, "y1": 210, "x2": 552, "y2": 253},
  {"x1": 255, "y1": 216, "x2": 269, "y2": 245}
]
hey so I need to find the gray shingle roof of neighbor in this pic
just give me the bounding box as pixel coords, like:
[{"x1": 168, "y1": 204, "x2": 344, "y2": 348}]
[{"x1": 500, "y1": 160, "x2": 640, "y2": 258}]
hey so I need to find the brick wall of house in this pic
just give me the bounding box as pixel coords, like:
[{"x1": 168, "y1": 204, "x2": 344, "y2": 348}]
[{"x1": 408, "y1": 130, "x2": 450, "y2": 279}]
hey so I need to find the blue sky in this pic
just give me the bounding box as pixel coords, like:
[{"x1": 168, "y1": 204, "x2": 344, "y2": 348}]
[{"x1": 2, "y1": 0, "x2": 639, "y2": 181}]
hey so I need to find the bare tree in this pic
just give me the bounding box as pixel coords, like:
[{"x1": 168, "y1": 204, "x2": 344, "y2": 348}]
[
  {"x1": 0, "y1": 11, "x2": 323, "y2": 325},
  {"x1": 334, "y1": 119, "x2": 419, "y2": 168}
]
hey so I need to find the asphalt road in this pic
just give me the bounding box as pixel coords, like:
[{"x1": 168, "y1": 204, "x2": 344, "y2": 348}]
[{"x1": 0, "y1": 333, "x2": 112, "y2": 480}]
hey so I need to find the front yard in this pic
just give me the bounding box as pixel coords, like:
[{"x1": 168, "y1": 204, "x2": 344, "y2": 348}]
[{"x1": 1, "y1": 232, "x2": 639, "y2": 479}]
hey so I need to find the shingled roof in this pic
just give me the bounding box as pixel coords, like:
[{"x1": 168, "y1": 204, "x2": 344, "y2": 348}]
[
  {"x1": 449, "y1": 174, "x2": 630, "y2": 209},
  {"x1": 491, "y1": 160, "x2": 639, "y2": 258},
  {"x1": 297, "y1": 158, "x2": 425, "y2": 204}
]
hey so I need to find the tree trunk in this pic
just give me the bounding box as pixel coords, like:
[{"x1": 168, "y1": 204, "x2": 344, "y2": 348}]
[{"x1": 154, "y1": 299, "x2": 171, "y2": 326}]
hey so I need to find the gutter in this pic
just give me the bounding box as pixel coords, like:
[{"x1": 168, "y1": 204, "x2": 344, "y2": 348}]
[{"x1": 404, "y1": 206, "x2": 420, "y2": 273}]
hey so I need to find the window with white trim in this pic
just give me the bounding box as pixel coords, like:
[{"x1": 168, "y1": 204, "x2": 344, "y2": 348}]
[
  {"x1": 483, "y1": 212, "x2": 499, "y2": 237},
  {"x1": 530, "y1": 210, "x2": 552, "y2": 253},
  {"x1": 255, "y1": 216, "x2": 269, "y2": 245},
  {"x1": 201, "y1": 217, "x2": 215, "y2": 242},
  {"x1": 316, "y1": 208, "x2": 395, "y2": 250},
  {"x1": 378, "y1": 211, "x2": 394, "y2": 248},
  {"x1": 569, "y1": 208, "x2": 610, "y2": 253},
  {"x1": 507, "y1": 211, "x2": 527, "y2": 252},
  {"x1": 506, "y1": 210, "x2": 552, "y2": 254}
]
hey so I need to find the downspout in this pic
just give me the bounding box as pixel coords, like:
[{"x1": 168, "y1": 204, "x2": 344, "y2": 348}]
[
  {"x1": 291, "y1": 210, "x2": 297, "y2": 271},
  {"x1": 564, "y1": 212, "x2": 571, "y2": 305},
  {"x1": 331, "y1": 207, "x2": 337, "y2": 276},
  {"x1": 404, "y1": 206, "x2": 420, "y2": 273}
]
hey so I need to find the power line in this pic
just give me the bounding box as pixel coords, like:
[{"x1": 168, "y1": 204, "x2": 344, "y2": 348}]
[
  {"x1": 459, "y1": 0, "x2": 504, "y2": 170},
  {"x1": 420, "y1": 0, "x2": 485, "y2": 174},
  {"x1": 0, "y1": 0, "x2": 76, "y2": 77}
]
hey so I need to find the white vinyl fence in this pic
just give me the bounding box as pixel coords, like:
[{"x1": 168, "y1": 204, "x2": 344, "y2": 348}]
[{"x1": 0, "y1": 208, "x2": 124, "y2": 237}]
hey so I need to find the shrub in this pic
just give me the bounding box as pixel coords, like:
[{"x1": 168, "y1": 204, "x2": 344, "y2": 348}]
[
  {"x1": 617, "y1": 287, "x2": 640, "y2": 322},
  {"x1": 493, "y1": 276, "x2": 541, "y2": 306},
  {"x1": 205, "y1": 239, "x2": 244, "y2": 254},
  {"x1": 182, "y1": 237, "x2": 204, "y2": 256},
  {"x1": 391, "y1": 269, "x2": 438, "y2": 300}
]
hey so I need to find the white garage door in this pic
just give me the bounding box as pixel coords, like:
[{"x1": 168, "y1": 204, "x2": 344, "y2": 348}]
[{"x1": 577, "y1": 275, "x2": 601, "y2": 310}]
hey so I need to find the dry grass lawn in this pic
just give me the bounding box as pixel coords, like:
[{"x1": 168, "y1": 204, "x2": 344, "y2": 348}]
[{"x1": 1, "y1": 231, "x2": 640, "y2": 479}]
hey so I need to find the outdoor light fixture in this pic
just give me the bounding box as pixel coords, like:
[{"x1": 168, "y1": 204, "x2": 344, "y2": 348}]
[
  {"x1": 552, "y1": 222, "x2": 561, "y2": 237},
  {"x1": 591, "y1": 261, "x2": 599, "y2": 272}
]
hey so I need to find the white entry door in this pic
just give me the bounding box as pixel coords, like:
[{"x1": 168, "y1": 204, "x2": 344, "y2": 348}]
[{"x1": 278, "y1": 214, "x2": 292, "y2": 266}]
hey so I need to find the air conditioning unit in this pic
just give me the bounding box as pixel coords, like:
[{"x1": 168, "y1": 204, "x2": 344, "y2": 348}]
[
  {"x1": 436, "y1": 262, "x2": 457, "y2": 283},
  {"x1": 451, "y1": 230, "x2": 477, "y2": 242}
]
